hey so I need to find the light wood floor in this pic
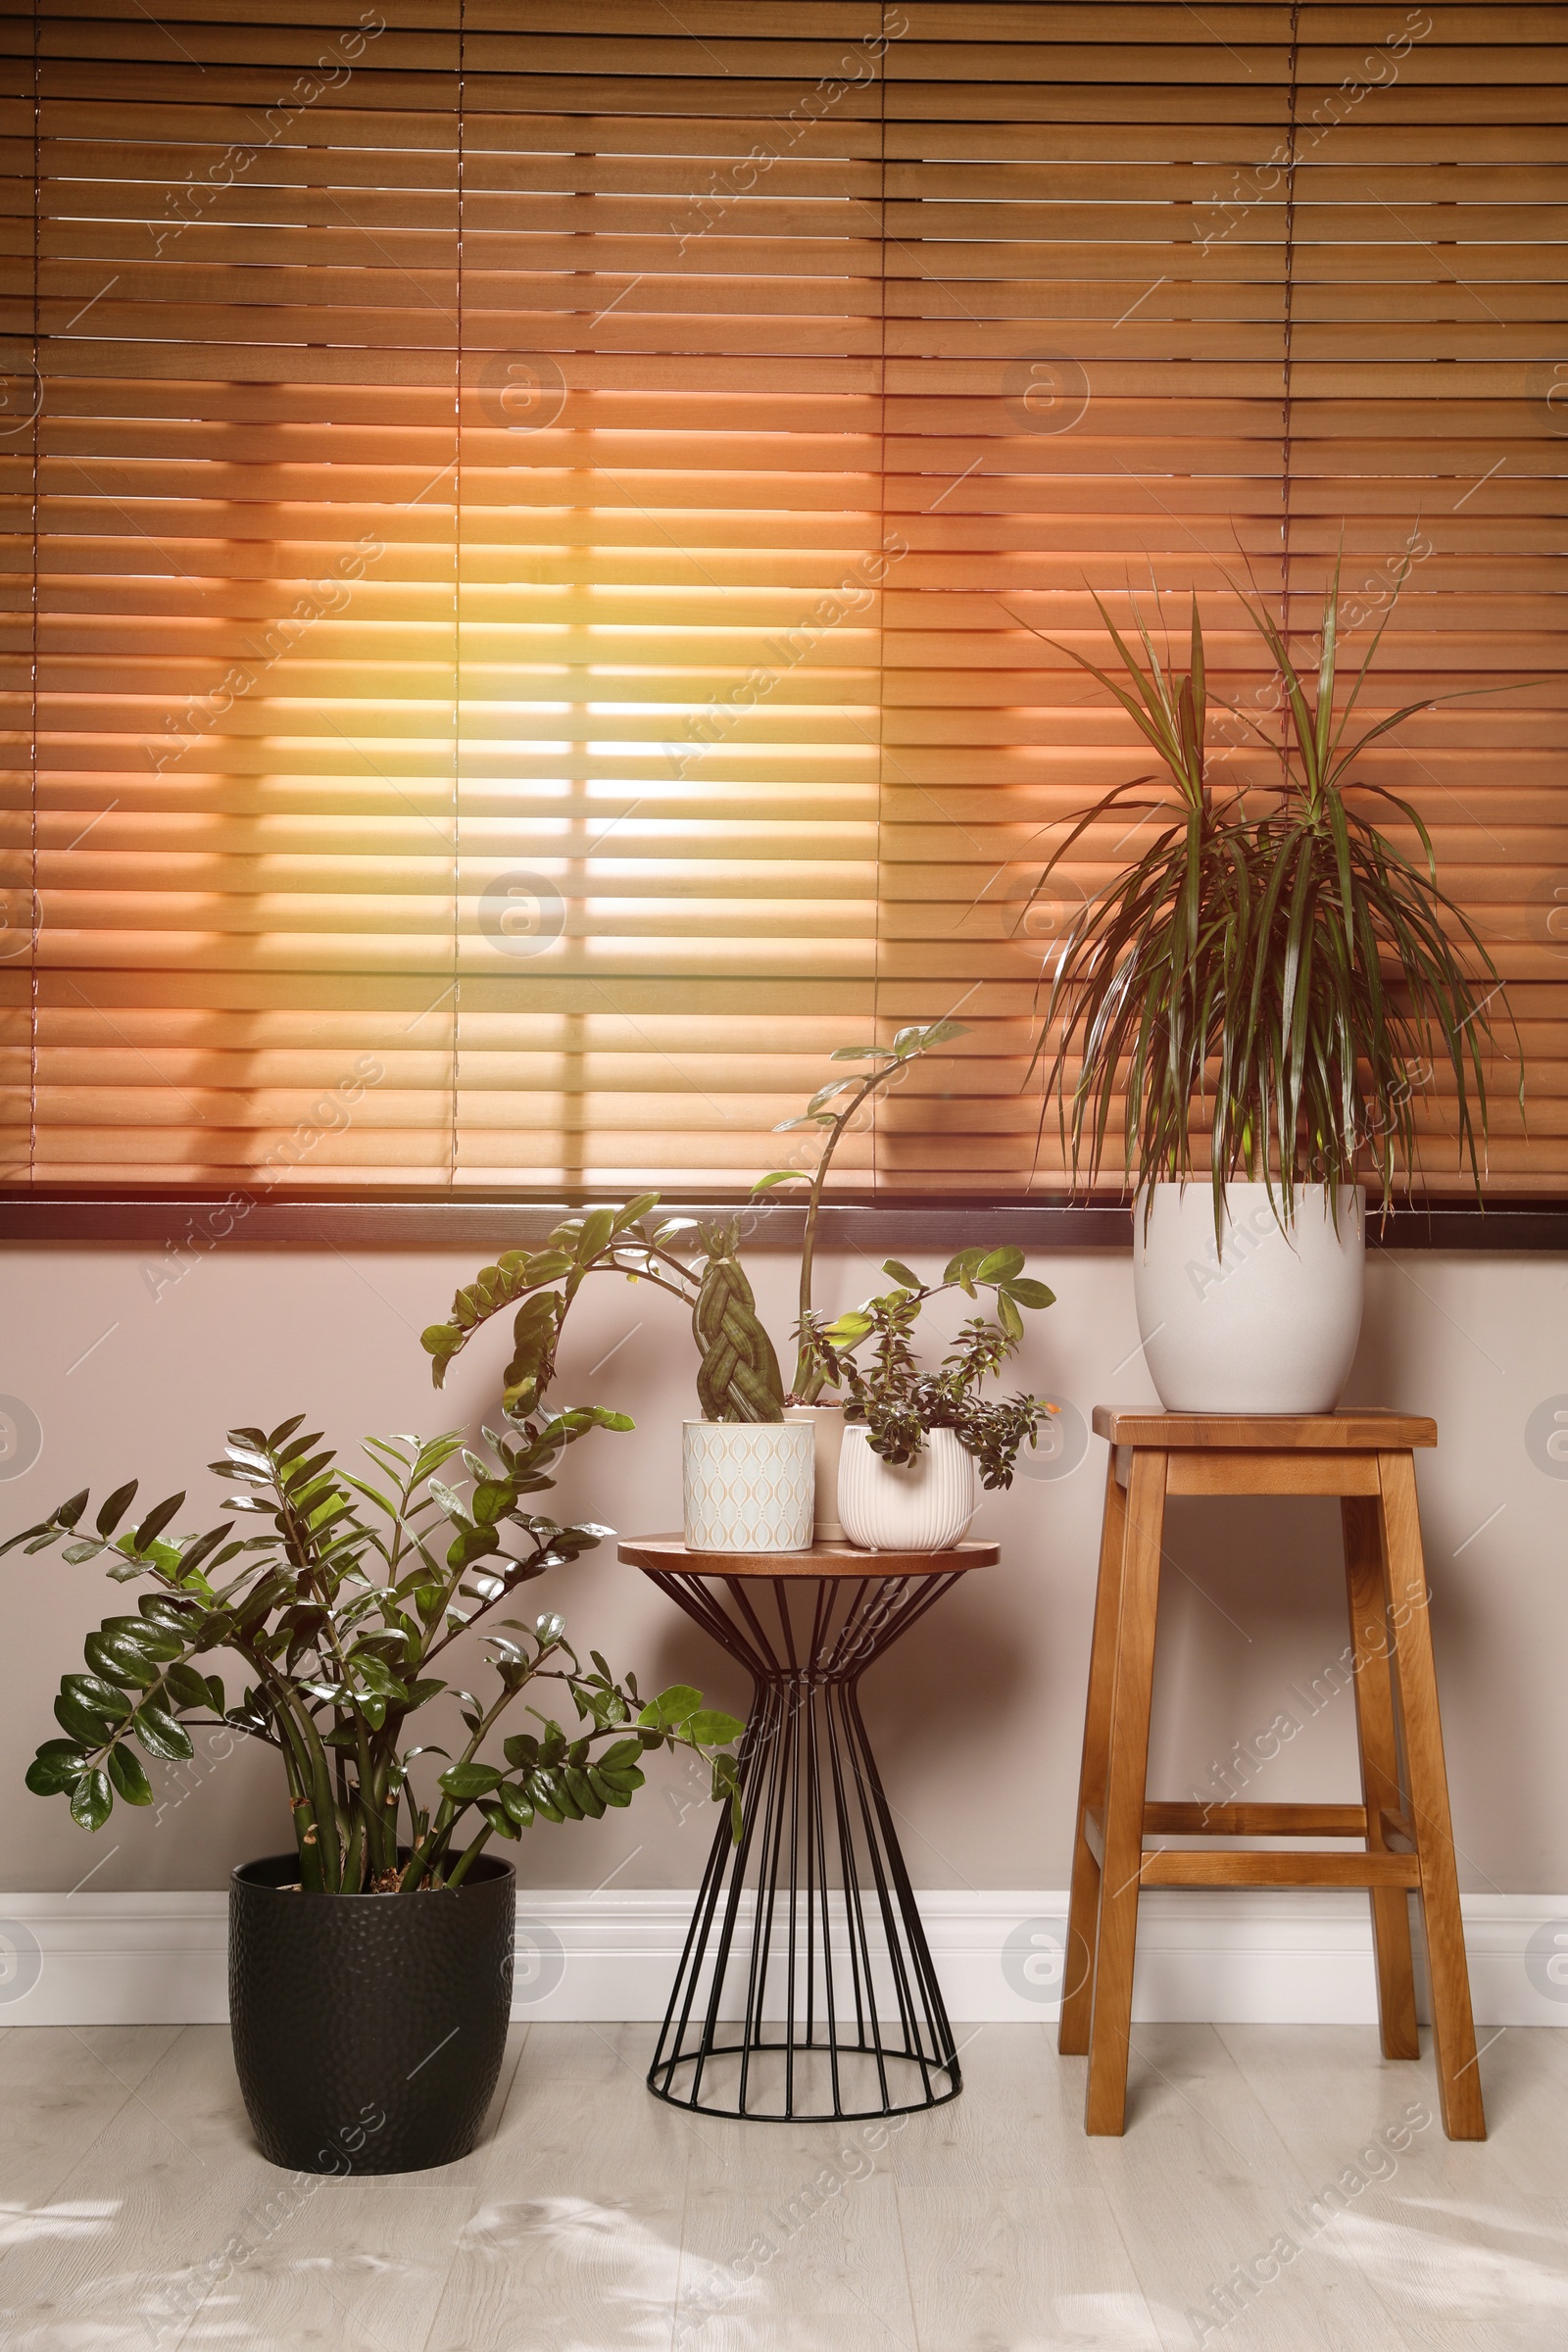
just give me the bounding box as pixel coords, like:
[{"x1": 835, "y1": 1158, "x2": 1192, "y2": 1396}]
[{"x1": 0, "y1": 2019, "x2": 1562, "y2": 2349}]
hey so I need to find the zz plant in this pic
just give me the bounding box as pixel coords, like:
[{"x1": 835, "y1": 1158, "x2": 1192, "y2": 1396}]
[{"x1": 9, "y1": 1412, "x2": 742, "y2": 1891}]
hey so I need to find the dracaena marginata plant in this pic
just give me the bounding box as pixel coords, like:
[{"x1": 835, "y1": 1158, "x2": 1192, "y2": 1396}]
[
  {"x1": 420, "y1": 1021, "x2": 975, "y2": 1415},
  {"x1": 800, "y1": 1248, "x2": 1057, "y2": 1486},
  {"x1": 9, "y1": 1413, "x2": 743, "y2": 1891},
  {"x1": 1027, "y1": 571, "x2": 1519, "y2": 1239}
]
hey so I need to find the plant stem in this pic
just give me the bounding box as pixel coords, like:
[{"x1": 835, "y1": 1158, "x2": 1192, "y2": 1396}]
[
  {"x1": 791, "y1": 1063, "x2": 891, "y2": 1399},
  {"x1": 443, "y1": 1821, "x2": 495, "y2": 1888}
]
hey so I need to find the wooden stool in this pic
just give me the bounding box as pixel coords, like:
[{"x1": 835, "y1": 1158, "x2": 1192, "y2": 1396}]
[{"x1": 1061, "y1": 1408, "x2": 1485, "y2": 2140}]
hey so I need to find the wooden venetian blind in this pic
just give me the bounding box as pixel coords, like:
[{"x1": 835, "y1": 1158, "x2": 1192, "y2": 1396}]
[{"x1": 1, "y1": 2, "x2": 1562, "y2": 1196}]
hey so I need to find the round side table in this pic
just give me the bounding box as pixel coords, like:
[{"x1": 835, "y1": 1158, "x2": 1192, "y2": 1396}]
[{"x1": 619, "y1": 1535, "x2": 1000, "y2": 2124}]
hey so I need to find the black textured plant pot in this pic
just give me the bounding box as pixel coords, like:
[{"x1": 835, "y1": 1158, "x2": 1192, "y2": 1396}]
[{"x1": 229, "y1": 1852, "x2": 514, "y2": 2175}]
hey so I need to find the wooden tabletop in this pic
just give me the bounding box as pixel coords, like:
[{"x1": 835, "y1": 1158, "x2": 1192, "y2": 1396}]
[
  {"x1": 618, "y1": 1537, "x2": 1002, "y2": 1580},
  {"x1": 1092, "y1": 1406, "x2": 1437, "y2": 1450}
]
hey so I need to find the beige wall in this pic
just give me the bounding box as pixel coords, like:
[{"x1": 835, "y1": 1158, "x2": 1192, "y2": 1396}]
[{"x1": 0, "y1": 1241, "x2": 1561, "y2": 1895}]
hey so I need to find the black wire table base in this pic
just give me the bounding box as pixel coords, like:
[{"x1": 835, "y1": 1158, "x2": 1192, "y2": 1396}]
[{"x1": 641, "y1": 1564, "x2": 968, "y2": 2123}]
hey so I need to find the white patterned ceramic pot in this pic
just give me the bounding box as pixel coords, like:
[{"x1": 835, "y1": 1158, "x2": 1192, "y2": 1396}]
[
  {"x1": 837, "y1": 1423, "x2": 978, "y2": 1553},
  {"x1": 784, "y1": 1402, "x2": 847, "y2": 1543},
  {"x1": 1133, "y1": 1181, "x2": 1366, "y2": 1413},
  {"x1": 682, "y1": 1420, "x2": 814, "y2": 1553}
]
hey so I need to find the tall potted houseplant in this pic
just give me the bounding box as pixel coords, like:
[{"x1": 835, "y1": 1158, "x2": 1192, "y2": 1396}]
[
  {"x1": 1030, "y1": 576, "x2": 1516, "y2": 1410},
  {"x1": 8, "y1": 1408, "x2": 741, "y2": 2174}
]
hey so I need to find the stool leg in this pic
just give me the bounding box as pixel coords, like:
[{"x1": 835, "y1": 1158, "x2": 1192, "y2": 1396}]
[
  {"x1": 1085, "y1": 1447, "x2": 1166, "y2": 2135},
  {"x1": 1378, "y1": 1450, "x2": 1486, "y2": 2141},
  {"x1": 1059, "y1": 1452, "x2": 1127, "y2": 2055},
  {"x1": 1342, "y1": 1494, "x2": 1420, "y2": 2061}
]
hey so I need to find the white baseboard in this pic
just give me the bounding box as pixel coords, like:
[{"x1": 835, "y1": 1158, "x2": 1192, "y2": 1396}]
[{"x1": 0, "y1": 1888, "x2": 1563, "y2": 2028}]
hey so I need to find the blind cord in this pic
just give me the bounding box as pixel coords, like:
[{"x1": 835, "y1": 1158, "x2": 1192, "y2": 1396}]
[
  {"x1": 452, "y1": 0, "x2": 466, "y2": 1187},
  {"x1": 872, "y1": 2, "x2": 889, "y2": 1189},
  {"x1": 1280, "y1": 0, "x2": 1301, "y2": 647},
  {"x1": 26, "y1": 0, "x2": 39, "y2": 1184}
]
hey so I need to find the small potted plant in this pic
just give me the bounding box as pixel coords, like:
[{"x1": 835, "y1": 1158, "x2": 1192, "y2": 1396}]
[
  {"x1": 680, "y1": 1215, "x2": 814, "y2": 1549},
  {"x1": 1028, "y1": 573, "x2": 1519, "y2": 1410},
  {"x1": 804, "y1": 1250, "x2": 1057, "y2": 1550},
  {"x1": 7, "y1": 1407, "x2": 741, "y2": 2174}
]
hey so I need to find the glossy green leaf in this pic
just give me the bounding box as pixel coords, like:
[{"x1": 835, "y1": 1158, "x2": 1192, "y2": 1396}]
[
  {"x1": 105, "y1": 1615, "x2": 183, "y2": 1662},
  {"x1": 684, "y1": 1709, "x2": 744, "y2": 1747},
  {"x1": 576, "y1": 1207, "x2": 615, "y2": 1258},
  {"x1": 25, "y1": 1740, "x2": 94, "y2": 1795},
  {"x1": 132, "y1": 1701, "x2": 194, "y2": 1762},
  {"x1": 637, "y1": 1684, "x2": 702, "y2": 1733},
  {"x1": 164, "y1": 1662, "x2": 213, "y2": 1712},
  {"x1": 498, "y1": 1782, "x2": 535, "y2": 1829},
  {"x1": 84, "y1": 1630, "x2": 156, "y2": 1690},
  {"x1": 975, "y1": 1247, "x2": 1025, "y2": 1284},
  {"x1": 107, "y1": 1743, "x2": 153, "y2": 1805},
  {"x1": 437, "y1": 1762, "x2": 504, "y2": 1800},
  {"x1": 70, "y1": 1769, "x2": 113, "y2": 1832},
  {"x1": 54, "y1": 1691, "x2": 116, "y2": 1747},
  {"x1": 94, "y1": 1481, "x2": 139, "y2": 1539},
  {"x1": 174, "y1": 1523, "x2": 235, "y2": 1581},
  {"x1": 822, "y1": 1309, "x2": 873, "y2": 1348},
  {"x1": 131, "y1": 1492, "x2": 186, "y2": 1552},
  {"x1": 564, "y1": 1765, "x2": 605, "y2": 1818},
  {"x1": 524, "y1": 1771, "x2": 564, "y2": 1823}
]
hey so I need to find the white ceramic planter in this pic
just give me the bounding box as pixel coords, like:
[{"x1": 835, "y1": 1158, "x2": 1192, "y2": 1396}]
[
  {"x1": 784, "y1": 1402, "x2": 846, "y2": 1543},
  {"x1": 838, "y1": 1423, "x2": 978, "y2": 1553},
  {"x1": 682, "y1": 1420, "x2": 813, "y2": 1553},
  {"x1": 1132, "y1": 1181, "x2": 1366, "y2": 1413}
]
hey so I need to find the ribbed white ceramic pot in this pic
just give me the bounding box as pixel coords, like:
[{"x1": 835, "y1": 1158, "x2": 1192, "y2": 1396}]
[
  {"x1": 837, "y1": 1423, "x2": 978, "y2": 1553},
  {"x1": 784, "y1": 1402, "x2": 846, "y2": 1543},
  {"x1": 1133, "y1": 1181, "x2": 1366, "y2": 1413},
  {"x1": 682, "y1": 1420, "x2": 814, "y2": 1553}
]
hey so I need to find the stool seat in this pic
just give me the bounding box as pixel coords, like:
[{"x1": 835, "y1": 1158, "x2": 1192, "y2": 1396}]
[{"x1": 1062, "y1": 1407, "x2": 1484, "y2": 2140}]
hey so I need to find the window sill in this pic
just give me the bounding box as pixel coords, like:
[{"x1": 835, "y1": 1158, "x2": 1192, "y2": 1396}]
[{"x1": 0, "y1": 1190, "x2": 1565, "y2": 1250}]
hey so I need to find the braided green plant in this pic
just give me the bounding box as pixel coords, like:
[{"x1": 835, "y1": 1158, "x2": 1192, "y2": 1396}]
[
  {"x1": 422, "y1": 1200, "x2": 785, "y2": 1425},
  {"x1": 691, "y1": 1221, "x2": 786, "y2": 1423}
]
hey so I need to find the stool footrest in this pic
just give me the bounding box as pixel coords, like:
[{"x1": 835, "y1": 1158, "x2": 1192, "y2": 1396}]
[
  {"x1": 1144, "y1": 1800, "x2": 1369, "y2": 1838},
  {"x1": 1139, "y1": 1848, "x2": 1421, "y2": 1889}
]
